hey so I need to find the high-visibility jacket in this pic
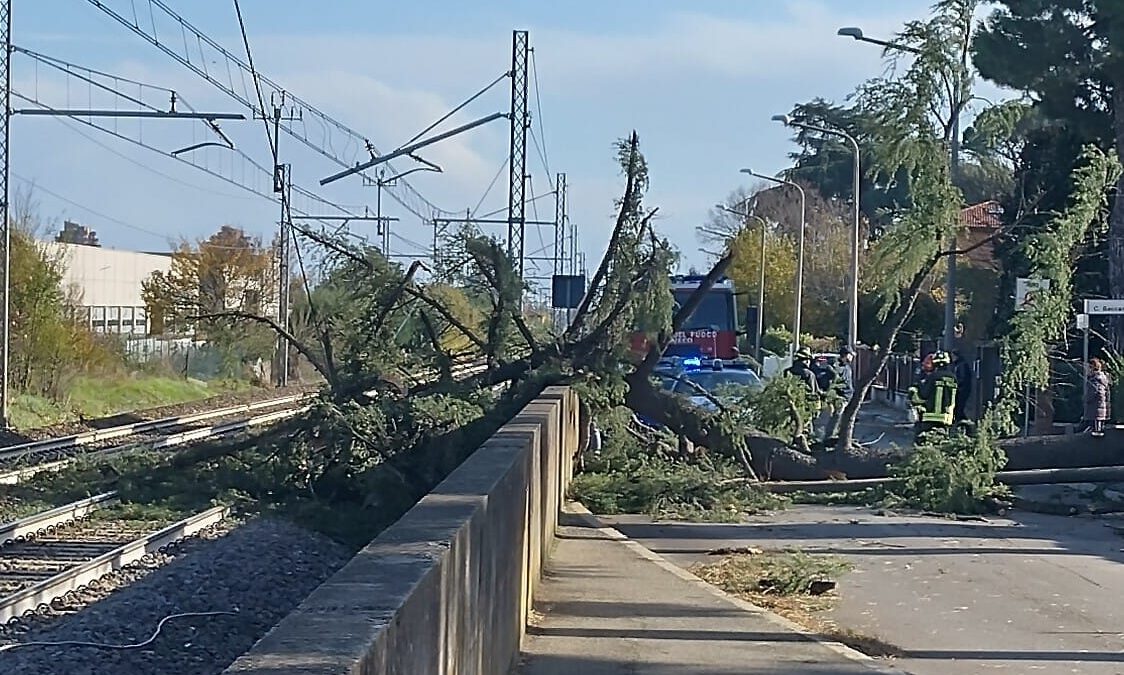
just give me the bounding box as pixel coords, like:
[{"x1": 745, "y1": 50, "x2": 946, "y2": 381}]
[{"x1": 910, "y1": 368, "x2": 957, "y2": 426}]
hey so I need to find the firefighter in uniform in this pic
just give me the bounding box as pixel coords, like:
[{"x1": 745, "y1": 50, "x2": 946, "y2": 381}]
[
  {"x1": 909, "y1": 351, "x2": 957, "y2": 442},
  {"x1": 786, "y1": 347, "x2": 820, "y2": 395}
]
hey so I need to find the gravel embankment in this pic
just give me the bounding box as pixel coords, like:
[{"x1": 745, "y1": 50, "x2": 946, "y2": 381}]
[{"x1": 0, "y1": 517, "x2": 352, "y2": 675}]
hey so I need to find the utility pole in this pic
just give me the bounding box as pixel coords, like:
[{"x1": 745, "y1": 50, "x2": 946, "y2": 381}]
[
  {"x1": 266, "y1": 92, "x2": 298, "y2": 388},
  {"x1": 376, "y1": 169, "x2": 389, "y2": 256},
  {"x1": 554, "y1": 172, "x2": 567, "y2": 277},
  {"x1": 569, "y1": 221, "x2": 578, "y2": 276},
  {"x1": 554, "y1": 172, "x2": 568, "y2": 329},
  {"x1": 944, "y1": 113, "x2": 961, "y2": 352},
  {"x1": 0, "y1": 0, "x2": 10, "y2": 428},
  {"x1": 507, "y1": 30, "x2": 530, "y2": 277},
  {"x1": 0, "y1": 3, "x2": 237, "y2": 420},
  {"x1": 276, "y1": 164, "x2": 291, "y2": 387}
]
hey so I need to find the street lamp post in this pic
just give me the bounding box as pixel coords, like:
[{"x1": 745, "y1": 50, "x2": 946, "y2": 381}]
[
  {"x1": 741, "y1": 169, "x2": 806, "y2": 356},
  {"x1": 772, "y1": 114, "x2": 860, "y2": 350},
  {"x1": 837, "y1": 26, "x2": 961, "y2": 352},
  {"x1": 715, "y1": 202, "x2": 767, "y2": 367}
]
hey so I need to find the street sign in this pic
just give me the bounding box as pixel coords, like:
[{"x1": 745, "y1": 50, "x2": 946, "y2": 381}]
[
  {"x1": 1077, "y1": 313, "x2": 1089, "y2": 329},
  {"x1": 1015, "y1": 277, "x2": 1049, "y2": 311},
  {"x1": 551, "y1": 275, "x2": 586, "y2": 309},
  {"x1": 1084, "y1": 299, "x2": 1124, "y2": 315}
]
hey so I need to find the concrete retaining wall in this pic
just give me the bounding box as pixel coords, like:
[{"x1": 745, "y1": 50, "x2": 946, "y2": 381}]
[{"x1": 224, "y1": 386, "x2": 579, "y2": 675}]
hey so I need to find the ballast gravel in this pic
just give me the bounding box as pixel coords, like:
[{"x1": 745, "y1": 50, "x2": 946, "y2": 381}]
[{"x1": 0, "y1": 517, "x2": 352, "y2": 675}]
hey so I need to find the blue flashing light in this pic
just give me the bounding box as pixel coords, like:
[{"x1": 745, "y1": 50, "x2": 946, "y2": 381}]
[{"x1": 682, "y1": 357, "x2": 702, "y2": 368}]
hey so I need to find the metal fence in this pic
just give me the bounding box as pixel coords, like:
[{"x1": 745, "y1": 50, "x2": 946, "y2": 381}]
[
  {"x1": 122, "y1": 337, "x2": 229, "y2": 381},
  {"x1": 853, "y1": 342, "x2": 1003, "y2": 422}
]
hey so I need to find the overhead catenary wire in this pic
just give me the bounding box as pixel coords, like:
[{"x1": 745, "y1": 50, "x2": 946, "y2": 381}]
[
  {"x1": 400, "y1": 71, "x2": 510, "y2": 150},
  {"x1": 472, "y1": 157, "x2": 509, "y2": 217},
  {"x1": 476, "y1": 190, "x2": 556, "y2": 220},
  {"x1": 11, "y1": 172, "x2": 169, "y2": 241},
  {"x1": 16, "y1": 45, "x2": 232, "y2": 149},
  {"x1": 11, "y1": 90, "x2": 361, "y2": 228},
  {"x1": 37, "y1": 105, "x2": 252, "y2": 200},
  {"x1": 391, "y1": 231, "x2": 431, "y2": 254},
  {"x1": 16, "y1": 45, "x2": 167, "y2": 111},
  {"x1": 232, "y1": 0, "x2": 276, "y2": 162},
  {"x1": 529, "y1": 48, "x2": 552, "y2": 190},
  {"x1": 84, "y1": 0, "x2": 450, "y2": 219}
]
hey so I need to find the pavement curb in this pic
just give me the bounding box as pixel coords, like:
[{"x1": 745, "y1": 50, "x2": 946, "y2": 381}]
[{"x1": 564, "y1": 502, "x2": 911, "y2": 674}]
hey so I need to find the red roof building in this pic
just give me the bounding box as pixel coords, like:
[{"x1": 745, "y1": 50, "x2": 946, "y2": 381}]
[{"x1": 956, "y1": 201, "x2": 1003, "y2": 269}]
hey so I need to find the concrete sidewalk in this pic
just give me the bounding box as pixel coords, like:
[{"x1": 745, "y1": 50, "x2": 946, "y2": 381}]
[{"x1": 515, "y1": 506, "x2": 908, "y2": 675}]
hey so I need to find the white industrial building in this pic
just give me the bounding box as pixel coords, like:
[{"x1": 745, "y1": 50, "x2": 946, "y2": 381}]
[{"x1": 40, "y1": 240, "x2": 172, "y2": 336}]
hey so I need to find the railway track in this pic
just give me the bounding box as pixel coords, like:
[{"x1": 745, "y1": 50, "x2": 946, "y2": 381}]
[
  {"x1": 0, "y1": 405, "x2": 308, "y2": 486},
  {"x1": 0, "y1": 494, "x2": 227, "y2": 623},
  {"x1": 0, "y1": 393, "x2": 310, "y2": 468},
  {"x1": 0, "y1": 361, "x2": 491, "y2": 484}
]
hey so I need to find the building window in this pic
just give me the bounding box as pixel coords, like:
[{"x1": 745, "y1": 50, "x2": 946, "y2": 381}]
[
  {"x1": 91, "y1": 306, "x2": 106, "y2": 332},
  {"x1": 107, "y1": 306, "x2": 120, "y2": 332},
  {"x1": 134, "y1": 307, "x2": 147, "y2": 334},
  {"x1": 121, "y1": 307, "x2": 134, "y2": 332},
  {"x1": 244, "y1": 289, "x2": 262, "y2": 314}
]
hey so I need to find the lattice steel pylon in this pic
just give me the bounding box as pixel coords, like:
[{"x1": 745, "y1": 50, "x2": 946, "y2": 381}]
[
  {"x1": 553, "y1": 172, "x2": 567, "y2": 278},
  {"x1": 507, "y1": 30, "x2": 530, "y2": 276},
  {"x1": 0, "y1": 0, "x2": 11, "y2": 428}
]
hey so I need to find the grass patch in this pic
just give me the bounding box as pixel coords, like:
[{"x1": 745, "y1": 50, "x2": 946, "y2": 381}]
[
  {"x1": 695, "y1": 550, "x2": 901, "y2": 659},
  {"x1": 695, "y1": 549, "x2": 851, "y2": 597},
  {"x1": 0, "y1": 494, "x2": 53, "y2": 523},
  {"x1": 8, "y1": 375, "x2": 250, "y2": 429},
  {"x1": 66, "y1": 375, "x2": 246, "y2": 419},
  {"x1": 9, "y1": 393, "x2": 71, "y2": 429}
]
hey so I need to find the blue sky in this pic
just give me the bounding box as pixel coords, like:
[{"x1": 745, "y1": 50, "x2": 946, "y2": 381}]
[{"x1": 12, "y1": 0, "x2": 989, "y2": 281}]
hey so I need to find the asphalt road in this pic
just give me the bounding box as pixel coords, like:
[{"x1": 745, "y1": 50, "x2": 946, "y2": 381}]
[{"x1": 603, "y1": 506, "x2": 1124, "y2": 675}]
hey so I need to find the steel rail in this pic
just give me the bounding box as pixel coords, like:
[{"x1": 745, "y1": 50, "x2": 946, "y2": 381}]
[
  {"x1": 0, "y1": 505, "x2": 228, "y2": 623},
  {"x1": 0, "y1": 492, "x2": 117, "y2": 545},
  {"x1": 0, "y1": 393, "x2": 308, "y2": 461},
  {"x1": 0, "y1": 357, "x2": 497, "y2": 485},
  {"x1": 0, "y1": 406, "x2": 309, "y2": 485}
]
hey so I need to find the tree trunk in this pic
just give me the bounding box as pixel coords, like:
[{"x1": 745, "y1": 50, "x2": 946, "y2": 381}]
[
  {"x1": 622, "y1": 372, "x2": 837, "y2": 479},
  {"x1": 756, "y1": 430, "x2": 1124, "y2": 482},
  {"x1": 836, "y1": 279, "x2": 928, "y2": 449},
  {"x1": 1109, "y1": 83, "x2": 1124, "y2": 351}
]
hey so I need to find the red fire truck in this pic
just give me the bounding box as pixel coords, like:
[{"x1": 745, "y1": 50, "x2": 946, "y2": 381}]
[{"x1": 631, "y1": 275, "x2": 740, "y2": 361}]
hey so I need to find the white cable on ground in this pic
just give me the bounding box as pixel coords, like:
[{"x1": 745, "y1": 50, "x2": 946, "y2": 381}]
[{"x1": 0, "y1": 610, "x2": 238, "y2": 652}]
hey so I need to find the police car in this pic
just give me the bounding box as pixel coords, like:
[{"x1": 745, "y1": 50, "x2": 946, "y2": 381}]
[{"x1": 654, "y1": 352, "x2": 763, "y2": 411}]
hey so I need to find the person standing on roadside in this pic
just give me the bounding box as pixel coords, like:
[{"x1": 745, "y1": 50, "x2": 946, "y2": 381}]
[
  {"x1": 951, "y1": 351, "x2": 973, "y2": 424},
  {"x1": 1085, "y1": 357, "x2": 1112, "y2": 438},
  {"x1": 837, "y1": 346, "x2": 855, "y2": 400},
  {"x1": 825, "y1": 346, "x2": 855, "y2": 441}
]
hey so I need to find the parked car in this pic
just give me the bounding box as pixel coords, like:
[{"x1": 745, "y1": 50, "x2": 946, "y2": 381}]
[{"x1": 671, "y1": 365, "x2": 763, "y2": 411}]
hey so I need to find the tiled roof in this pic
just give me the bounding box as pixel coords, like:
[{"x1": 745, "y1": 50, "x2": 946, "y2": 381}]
[{"x1": 960, "y1": 201, "x2": 1004, "y2": 228}]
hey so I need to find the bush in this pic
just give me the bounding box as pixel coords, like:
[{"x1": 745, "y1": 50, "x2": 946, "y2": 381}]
[
  {"x1": 761, "y1": 325, "x2": 838, "y2": 356},
  {"x1": 886, "y1": 429, "x2": 1006, "y2": 513},
  {"x1": 570, "y1": 406, "x2": 785, "y2": 521}
]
